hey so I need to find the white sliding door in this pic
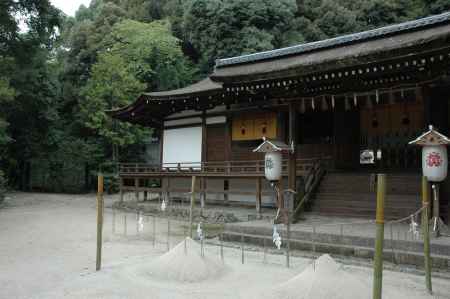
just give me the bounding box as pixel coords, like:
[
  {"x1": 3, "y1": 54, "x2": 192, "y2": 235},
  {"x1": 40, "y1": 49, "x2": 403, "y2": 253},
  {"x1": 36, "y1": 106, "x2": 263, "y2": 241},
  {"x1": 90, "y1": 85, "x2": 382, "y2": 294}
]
[{"x1": 162, "y1": 126, "x2": 202, "y2": 168}]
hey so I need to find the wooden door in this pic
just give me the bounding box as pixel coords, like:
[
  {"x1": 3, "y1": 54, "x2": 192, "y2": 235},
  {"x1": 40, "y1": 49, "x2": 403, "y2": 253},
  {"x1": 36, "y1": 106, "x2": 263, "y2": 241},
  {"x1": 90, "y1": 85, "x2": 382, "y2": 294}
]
[{"x1": 206, "y1": 124, "x2": 227, "y2": 161}]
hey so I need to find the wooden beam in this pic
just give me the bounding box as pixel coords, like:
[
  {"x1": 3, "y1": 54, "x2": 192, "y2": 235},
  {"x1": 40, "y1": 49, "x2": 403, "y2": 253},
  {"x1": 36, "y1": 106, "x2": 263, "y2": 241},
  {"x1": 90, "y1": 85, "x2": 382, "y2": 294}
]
[
  {"x1": 201, "y1": 110, "x2": 207, "y2": 163},
  {"x1": 134, "y1": 178, "x2": 139, "y2": 201},
  {"x1": 119, "y1": 177, "x2": 124, "y2": 202},
  {"x1": 224, "y1": 179, "x2": 229, "y2": 205},
  {"x1": 189, "y1": 176, "x2": 197, "y2": 238},
  {"x1": 287, "y1": 102, "x2": 297, "y2": 212},
  {"x1": 159, "y1": 125, "x2": 164, "y2": 166},
  {"x1": 200, "y1": 177, "x2": 206, "y2": 216},
  {"x1": 166, "y1": 177, "x2": 171, "y2": 203},
  {"x1": 256, "y1": 177, "x2": 262, "y2": 218}
]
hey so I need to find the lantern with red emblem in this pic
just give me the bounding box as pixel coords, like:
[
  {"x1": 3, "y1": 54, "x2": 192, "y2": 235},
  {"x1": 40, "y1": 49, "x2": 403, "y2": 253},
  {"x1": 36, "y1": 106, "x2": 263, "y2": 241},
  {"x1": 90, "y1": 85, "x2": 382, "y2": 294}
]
[{"x1": 409, "y1": 125, "x2": 450, "y2": 182}]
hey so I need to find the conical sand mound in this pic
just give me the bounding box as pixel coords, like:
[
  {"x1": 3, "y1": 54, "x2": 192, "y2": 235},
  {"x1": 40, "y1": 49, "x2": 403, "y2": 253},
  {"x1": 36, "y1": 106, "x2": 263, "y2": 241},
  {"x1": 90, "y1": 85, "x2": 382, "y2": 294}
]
[
  {"x1": 147, "y1": 237, "x2": 225, "y2": 282},
  {"x1": 267, "y1": 254, "x2": 372, "y2": 299}
]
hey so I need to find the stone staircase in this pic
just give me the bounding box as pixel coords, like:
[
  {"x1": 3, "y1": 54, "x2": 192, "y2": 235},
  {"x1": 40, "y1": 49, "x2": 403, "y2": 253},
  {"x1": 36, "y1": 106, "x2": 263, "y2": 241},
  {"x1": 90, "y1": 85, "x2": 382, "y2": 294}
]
[{"x1": 310, "y1": 172, "x2": 422, "y2": 220}]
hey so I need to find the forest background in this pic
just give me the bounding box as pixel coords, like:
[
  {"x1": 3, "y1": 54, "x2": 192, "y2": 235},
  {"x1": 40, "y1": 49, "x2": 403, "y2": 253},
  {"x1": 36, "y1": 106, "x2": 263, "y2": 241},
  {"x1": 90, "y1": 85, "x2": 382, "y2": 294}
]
[{"x1": 1, "y1": 0, "x2": 449, "y2": 194}]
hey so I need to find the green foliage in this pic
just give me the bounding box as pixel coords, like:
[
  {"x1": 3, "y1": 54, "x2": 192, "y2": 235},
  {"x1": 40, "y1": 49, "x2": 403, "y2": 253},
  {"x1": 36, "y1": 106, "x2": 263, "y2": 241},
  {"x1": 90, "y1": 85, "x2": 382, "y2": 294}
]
[
  {"x1": 0, "y1": 75, "x2": 15, "y2": 145},
  {"x1": 0, "y1": 0, "x2": 60, "y2": 56},
  {"x1": 81, "y1": 52, "x2": 148, "y2": 147},
  {"x1": 314, "y1": 0, "x2": 360, "y2": 37},
  {"x1": 424, "y1": 0, "x2": 450, "y2": 14},
  {"x1": 106, "y1": 19, "x2": 197, "y2": 91},
  {"x1": 184, "y1": 0, "x2": 305, "y2": 72}
]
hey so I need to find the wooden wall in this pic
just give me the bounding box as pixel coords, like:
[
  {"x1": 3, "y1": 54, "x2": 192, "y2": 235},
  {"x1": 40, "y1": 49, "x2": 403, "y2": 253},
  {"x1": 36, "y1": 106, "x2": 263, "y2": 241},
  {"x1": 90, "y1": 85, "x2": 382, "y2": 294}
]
[{"x1": 206, "y1": 124, "x2": 228, "y2": 161}]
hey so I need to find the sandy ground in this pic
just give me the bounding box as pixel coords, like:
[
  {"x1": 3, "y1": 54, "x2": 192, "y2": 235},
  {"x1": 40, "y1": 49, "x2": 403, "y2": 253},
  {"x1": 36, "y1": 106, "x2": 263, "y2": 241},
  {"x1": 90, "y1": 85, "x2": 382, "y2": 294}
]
[{"x1": 0, "y1": 192, "x2": 449, "y2": 299}]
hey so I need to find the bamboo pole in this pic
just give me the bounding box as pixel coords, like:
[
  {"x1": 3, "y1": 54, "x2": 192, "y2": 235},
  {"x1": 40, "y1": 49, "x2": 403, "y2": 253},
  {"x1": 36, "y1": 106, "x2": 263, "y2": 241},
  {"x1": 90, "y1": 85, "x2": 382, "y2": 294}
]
[
  {"x1": 96, "y1": 174, "x2": 104, "y2": 271},
  {"x1": 189, "y1": 176, "x2": 197, "y2": 238},
  {"x1": 432, "y1": 184, "x2": 440, "y2": 237},
  {"x1": 373, "y1": 174, "x2": 386, "y2": 299},
  {"x1": 422, "y1": 176, "x2": 432, "y2": 294}
]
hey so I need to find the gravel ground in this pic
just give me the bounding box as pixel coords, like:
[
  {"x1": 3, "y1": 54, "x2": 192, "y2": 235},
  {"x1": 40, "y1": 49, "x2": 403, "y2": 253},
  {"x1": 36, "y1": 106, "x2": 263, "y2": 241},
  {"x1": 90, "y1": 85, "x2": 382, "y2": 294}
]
[{"x1": 0, "y1": 192, "x2": 449, "y2": 299}]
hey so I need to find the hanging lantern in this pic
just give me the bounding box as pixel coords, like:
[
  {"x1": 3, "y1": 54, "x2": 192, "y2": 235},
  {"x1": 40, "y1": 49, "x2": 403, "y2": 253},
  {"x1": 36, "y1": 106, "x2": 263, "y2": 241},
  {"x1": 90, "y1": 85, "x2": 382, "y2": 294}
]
[
  {"x1": 265, "y1": 152, "x2": 282, "y2": 181},
  {"x1": 353, "y1": 94, "x2": 358, "y2": 107},
  {"x1": 253, "y1": 138, "x2": 293, "y2": 182},
  {"x1": 311, "y1": 97, "x2": 316, "y2": 110},
  {"x1": 331, "y1": 95, "x2": 335, "y2": 109},
  {"x1": 375, "y1": 90, "x2": 380, "y2": 104},
  {"x1": 409, "y1": 125, "x2": 450, "y2": 182},
  {"x1": 422, "y1": 146, "x2": 447, "y2": 182}
]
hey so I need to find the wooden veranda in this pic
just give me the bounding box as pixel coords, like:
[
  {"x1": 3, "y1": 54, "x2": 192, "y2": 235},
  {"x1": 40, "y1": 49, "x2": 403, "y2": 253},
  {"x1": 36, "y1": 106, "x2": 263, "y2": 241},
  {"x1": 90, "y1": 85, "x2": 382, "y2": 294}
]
[{"x1": 119, "y1": 157, "x2": 330, "y2": 214}]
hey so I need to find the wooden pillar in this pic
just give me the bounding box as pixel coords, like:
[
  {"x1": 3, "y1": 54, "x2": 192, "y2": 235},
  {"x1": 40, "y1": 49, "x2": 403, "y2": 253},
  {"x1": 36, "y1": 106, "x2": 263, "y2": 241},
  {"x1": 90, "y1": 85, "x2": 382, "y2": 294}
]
[
  {"x1": 278, "y1": 178, "x2": 284, "y2": 220},
  {"x1": 422, "y1": 176, "x2": 433, "y2": 294},
  {"x1": 119, "y1": 177, "x2": 124, "y2": 202},
  {"x1": 224, "y1": 116, "x2": 232, "y2": 161},
  {"x1": 287, "y1": 102, "x2": 297, "y2": 212},
  {"x1": 200, "y1": 177, "x2": 206, "y2": 216},
  {"x1": 224, "y1": 179, "x2": 229, "y2": 205},
  {"x1": 166, "y1": 177, "x2": 171, "y2": 203},
  {"x1": 201, "y1": 111, "x2": 207, "y2": 163},
  {"x1": 159, "y1": 125, "x2": 164, "y2": 166},
  {"x1": 256, "y1": 177, "x2": 262, "y2": 218},
  {"x1": 134, "y1": 178, "x2": 139, "y2": 201},
  {"x1": 432, "y1": 184, "x2": 440, "y2": 237},
  {"x1": 96, "y1": 174, "x2": 104, "y2": 271},
  {"x1": 189, "y1": 176, "x2": 197, "y2": 238}
]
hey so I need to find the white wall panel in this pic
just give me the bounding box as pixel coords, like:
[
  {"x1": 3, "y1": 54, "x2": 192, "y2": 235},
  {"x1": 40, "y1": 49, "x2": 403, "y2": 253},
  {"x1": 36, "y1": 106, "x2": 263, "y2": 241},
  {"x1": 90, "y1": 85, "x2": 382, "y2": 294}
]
[{"x1": 162, "y1": 127, "x2": 202, "y2": 167}]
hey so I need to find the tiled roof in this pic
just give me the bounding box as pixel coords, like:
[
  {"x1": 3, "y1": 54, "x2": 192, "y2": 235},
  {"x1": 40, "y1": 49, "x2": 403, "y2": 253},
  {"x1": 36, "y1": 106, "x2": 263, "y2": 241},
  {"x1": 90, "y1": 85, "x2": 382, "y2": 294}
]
[
  {"x1": 144, "y1": 77, "x2": 222, "y2": 99},
  {"x1": 215, "y1": 12, "x2": 450, "y2": 68}
]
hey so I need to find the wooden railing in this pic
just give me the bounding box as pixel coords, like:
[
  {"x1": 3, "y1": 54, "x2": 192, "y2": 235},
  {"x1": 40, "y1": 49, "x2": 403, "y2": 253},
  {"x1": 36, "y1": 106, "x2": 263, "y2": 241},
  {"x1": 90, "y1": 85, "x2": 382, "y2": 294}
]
[
  {"x1": 119, "y1": 158, "x2": 330, "y2": 177},
  {"x1": 293, "y1": 158, "x2": 327, "y2": 220}
]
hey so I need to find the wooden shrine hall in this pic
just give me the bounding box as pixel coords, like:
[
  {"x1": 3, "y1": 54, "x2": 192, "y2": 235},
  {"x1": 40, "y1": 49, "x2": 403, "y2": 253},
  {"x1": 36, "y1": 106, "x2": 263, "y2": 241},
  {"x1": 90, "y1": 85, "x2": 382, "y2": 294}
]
[{"x1": 109, "y1": 12, "x2": 450, "y2": 222}]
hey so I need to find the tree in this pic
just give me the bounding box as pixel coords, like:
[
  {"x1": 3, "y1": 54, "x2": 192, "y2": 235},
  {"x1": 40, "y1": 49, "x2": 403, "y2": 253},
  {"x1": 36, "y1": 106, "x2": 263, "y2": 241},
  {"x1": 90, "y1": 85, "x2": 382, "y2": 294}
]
[
  {"x1": 314, "y1": 0, "x2": 360, "y2": 37},
  {"x1": 105, "y1": 19, "x2": 197, "y2": 91},
  {"x1": 0, "y1": 0, "x2": 60, "y2": 56},
  {"x1": 424, "y1": 0, "x2": 450, "y2": 15},
  {"x1": 80, "y1": 52, "x2": 148, "y2": 162},
  {"x1": 0, "y1": 75, "x2": 15, "y2": 145},
  {"x1": 183, "y1": 0, "x2": 304, "y2": 73}
]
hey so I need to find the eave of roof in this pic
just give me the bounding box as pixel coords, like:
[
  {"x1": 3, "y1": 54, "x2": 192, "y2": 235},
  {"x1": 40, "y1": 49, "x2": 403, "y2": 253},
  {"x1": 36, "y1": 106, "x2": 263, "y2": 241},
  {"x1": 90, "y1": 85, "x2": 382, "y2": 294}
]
[
  {"x1": 215, "y1": 12, "x2": 450, "y2": 68},
  {"x1": 143, "y1": 77, "x2": 222, "y2": 99},
  {"x1": 107, "y1": 77, "x2": 223, "y2": 127}
]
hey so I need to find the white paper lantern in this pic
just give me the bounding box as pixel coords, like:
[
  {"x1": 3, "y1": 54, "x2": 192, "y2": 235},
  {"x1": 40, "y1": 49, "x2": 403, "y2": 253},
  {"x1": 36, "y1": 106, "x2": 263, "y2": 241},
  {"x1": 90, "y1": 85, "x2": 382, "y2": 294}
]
[
  {"x1": 409, "y1": 125, "x2": 450, "y2": 182},
  {"x1": 422, "y1": 145, "x2": 448, "y2": 182},
  {"x1": 265, "y1": 151, "x2": 282, "y2": 181}
]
